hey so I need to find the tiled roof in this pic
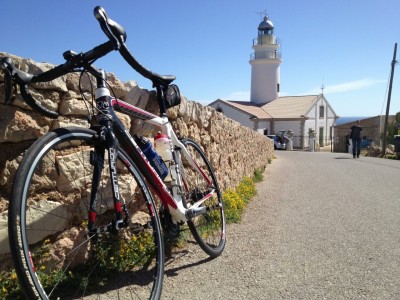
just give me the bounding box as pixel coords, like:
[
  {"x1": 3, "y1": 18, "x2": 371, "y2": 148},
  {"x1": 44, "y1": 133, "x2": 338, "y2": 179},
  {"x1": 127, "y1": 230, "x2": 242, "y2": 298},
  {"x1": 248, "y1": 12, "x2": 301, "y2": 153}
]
[
  {"x1": 261, "y1": 95, "x2": 319, "y2": 118},
  {"x1": 219, "y1": 95, "x2": 319, "y2": 119},
  {"x1": 225, "y1": 101, "x2": 272, "y2": 119}
]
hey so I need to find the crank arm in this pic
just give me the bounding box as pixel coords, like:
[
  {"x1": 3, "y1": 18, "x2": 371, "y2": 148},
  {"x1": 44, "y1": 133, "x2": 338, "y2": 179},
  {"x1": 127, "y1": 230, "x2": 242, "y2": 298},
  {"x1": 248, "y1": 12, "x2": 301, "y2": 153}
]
[{"x1": 186, "y1": 202, "x2": 222, "y2": 219}]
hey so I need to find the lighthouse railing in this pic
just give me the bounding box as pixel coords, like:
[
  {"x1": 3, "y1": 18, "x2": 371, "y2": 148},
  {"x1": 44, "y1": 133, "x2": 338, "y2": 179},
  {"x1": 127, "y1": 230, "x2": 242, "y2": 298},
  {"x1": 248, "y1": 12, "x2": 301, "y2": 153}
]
[
  {"x1": 250, "y1": 50, "x2": 282, "y2": 61},
  {"x1": 253, "y1": 36, "x2": 280, "y2": 46}
]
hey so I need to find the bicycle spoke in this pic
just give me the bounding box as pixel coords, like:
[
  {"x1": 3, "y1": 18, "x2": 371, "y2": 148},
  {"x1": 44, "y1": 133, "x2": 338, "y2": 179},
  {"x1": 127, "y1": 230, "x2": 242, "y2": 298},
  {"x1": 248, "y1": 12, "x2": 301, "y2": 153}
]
[
  {"x1": 179, "y1": 139, "x2": 226, "y2": 257},
  {"x1": 9, "y1": 128, "x2": 164, "y2": 299}
]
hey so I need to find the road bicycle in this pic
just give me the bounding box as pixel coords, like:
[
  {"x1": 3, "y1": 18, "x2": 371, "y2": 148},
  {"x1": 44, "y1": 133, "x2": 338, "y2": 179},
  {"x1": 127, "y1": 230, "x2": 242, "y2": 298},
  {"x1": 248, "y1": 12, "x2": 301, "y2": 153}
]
[{"x1": 1, "y1": 6, "x2": 226, "y2": 299}]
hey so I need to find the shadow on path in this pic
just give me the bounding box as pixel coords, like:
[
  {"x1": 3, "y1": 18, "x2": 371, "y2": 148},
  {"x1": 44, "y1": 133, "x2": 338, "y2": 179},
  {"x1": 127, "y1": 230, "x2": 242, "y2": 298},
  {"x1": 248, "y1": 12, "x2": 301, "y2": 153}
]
[{"x1": 164, "y1": 249, "x2": 214, "y2": 278}]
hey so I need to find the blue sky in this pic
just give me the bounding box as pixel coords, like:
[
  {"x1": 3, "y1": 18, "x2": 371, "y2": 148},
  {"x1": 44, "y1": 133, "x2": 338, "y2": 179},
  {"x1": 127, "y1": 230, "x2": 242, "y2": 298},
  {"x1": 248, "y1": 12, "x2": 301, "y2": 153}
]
[{"x1": 1, "y1": 0, "x2": 399, "y2": 117}]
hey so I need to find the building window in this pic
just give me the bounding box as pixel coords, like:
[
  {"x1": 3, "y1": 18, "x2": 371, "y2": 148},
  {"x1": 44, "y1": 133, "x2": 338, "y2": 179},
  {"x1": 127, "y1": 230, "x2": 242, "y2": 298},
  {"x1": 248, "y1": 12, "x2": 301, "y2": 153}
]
[
  {"x1": 216, "y1": 107, "x2": 224, "y2": 113},
  {"x1": 319, "y1": 127, "x2": 324, "y2": 146},
  {"x1": 263, "y1": 129, "x2": 268, "y2": 135},
  {"x1": 277, "y1": 83, "x2": 280, "y2": 93},
  {"x1": 319, "y1": 106, "x2": 325, "y2": 118}
]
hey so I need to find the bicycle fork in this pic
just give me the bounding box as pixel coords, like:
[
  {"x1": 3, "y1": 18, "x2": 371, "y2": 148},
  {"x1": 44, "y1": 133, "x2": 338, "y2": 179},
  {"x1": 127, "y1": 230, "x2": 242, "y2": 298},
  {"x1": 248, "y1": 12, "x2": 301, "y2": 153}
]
[
  {"x1": 87, "y1": 70, "x2": 129, "y2": 235},
  {"x1": 88, "y1": 128, "x2": 129, "y2": 235}
]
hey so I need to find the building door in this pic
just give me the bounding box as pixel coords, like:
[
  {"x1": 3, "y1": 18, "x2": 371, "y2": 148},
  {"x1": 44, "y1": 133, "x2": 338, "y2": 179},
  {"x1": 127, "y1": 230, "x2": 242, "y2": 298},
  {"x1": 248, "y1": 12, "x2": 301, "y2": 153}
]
[{"x1": 319, "y1": 127, "x2": 324, "y2": 147}]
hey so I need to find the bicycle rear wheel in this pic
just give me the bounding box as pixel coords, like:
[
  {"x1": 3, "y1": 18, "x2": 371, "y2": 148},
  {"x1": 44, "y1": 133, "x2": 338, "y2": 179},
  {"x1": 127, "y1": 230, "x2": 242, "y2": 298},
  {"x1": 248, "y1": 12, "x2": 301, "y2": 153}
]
[
  {"x1": 179, "y1": 139, "x2": 226, "y2": 257},
  {"x1": 8, "y1": 127, "x2": 164, "y2": 299}
]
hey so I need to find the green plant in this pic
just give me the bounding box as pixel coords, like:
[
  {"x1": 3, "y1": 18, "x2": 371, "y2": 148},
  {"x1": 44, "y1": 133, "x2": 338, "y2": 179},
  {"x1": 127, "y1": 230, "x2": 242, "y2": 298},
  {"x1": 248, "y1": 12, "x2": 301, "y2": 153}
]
[
  {"x1": 0, "y1": 239, "x2": 56, "y2": 298},
  {"x1": 0, "y1": 229, "x2": 158, "y2": 299},
  {"x1": 92, "y1": 232, "x2": 156, "y2": 273},
  {"x1": 385, "y1": 153, "x2": 400, "y2": 160},
  {"x1": 222, "y1": 174, "x2": 260, "y2": 224},
  {"x1": 253, "y1": 168, "x2": 264, "y2": 182},
  {"x1": 222, "y1": 189, "x2": 245, "y2": 223},
  {"x1": 0, "y1": 270, "x2": 24, "y2": 299},
  {"x1": 236, "y1": 177, "x2": 256, "y2": 204},
  {"x1": 1, "y1": 171, "x2": 264, "y2": 298}
]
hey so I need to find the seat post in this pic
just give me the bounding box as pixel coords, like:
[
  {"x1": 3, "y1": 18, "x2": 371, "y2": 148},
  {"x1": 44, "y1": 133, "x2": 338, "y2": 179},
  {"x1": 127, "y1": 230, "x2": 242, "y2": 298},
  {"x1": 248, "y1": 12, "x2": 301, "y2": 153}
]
[{"x1": 156, "y1": 85, "x2": 167, "y2": 117}]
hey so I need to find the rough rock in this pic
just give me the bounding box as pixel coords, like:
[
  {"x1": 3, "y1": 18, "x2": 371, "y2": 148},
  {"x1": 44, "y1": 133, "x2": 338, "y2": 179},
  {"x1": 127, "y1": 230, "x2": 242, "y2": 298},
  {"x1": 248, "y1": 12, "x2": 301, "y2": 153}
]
[{"x1": 0, "y1": 53, "x2": 274, "y2": 255}]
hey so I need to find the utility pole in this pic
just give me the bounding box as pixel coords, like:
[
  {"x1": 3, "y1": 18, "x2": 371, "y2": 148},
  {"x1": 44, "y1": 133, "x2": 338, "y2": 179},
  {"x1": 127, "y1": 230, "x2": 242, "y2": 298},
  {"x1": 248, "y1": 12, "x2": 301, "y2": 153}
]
[{"x1": 381, "y1": 43, "x2": 397, "y2": 157}]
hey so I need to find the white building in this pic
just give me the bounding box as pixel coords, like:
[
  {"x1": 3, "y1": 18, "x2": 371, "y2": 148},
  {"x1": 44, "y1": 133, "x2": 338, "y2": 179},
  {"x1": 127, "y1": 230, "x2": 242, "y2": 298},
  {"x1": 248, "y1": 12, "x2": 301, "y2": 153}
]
[{"x1": 209, "y1": 15, "x2": 339, "y2": 150}]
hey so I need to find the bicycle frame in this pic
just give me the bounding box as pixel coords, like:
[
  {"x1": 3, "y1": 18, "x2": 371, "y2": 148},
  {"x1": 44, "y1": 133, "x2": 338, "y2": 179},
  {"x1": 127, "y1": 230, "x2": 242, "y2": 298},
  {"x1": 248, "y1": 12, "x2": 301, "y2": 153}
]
[
  {"x1": 92, "y1": 81, "x2": 216, "y2": 228},
  {"x1": 3, "y1": 8, "x2": 226, "y2": 299}
]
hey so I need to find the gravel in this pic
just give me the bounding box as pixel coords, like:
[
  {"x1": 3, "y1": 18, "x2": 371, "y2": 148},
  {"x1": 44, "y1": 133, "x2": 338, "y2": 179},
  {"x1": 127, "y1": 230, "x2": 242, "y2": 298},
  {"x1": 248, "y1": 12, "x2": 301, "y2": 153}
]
[{"x1": 161, "y1": 151, "x2": 400, "y2": 299}]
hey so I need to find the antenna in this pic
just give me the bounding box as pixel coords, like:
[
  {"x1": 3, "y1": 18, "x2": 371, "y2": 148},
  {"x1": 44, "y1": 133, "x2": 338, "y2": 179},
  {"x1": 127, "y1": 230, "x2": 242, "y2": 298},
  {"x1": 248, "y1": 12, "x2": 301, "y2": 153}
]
[
  {"x1": 321, "y1": 84, "x2": 325, "y2": 95},
  {"x1": 256, "y1": 10, "x2": 268, "y2": 20}
]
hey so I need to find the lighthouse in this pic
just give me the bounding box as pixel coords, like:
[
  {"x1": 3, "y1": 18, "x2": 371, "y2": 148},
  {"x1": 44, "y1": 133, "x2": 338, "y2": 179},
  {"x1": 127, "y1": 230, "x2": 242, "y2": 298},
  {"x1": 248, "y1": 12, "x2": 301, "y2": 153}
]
[{"x1": 249, "y1": 15, "x2": 282, "y2": 105}]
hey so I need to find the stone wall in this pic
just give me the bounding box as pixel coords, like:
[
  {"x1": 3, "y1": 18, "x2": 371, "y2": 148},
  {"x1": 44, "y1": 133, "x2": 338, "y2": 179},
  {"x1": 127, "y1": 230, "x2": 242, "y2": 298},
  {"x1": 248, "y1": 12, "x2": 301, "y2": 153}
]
[
  {"x1": 333, "y1": 116, "x2": 396, "y2": 153},
  {"x1": 0, "y1": 53, "x2": 274, "y2": 254}
]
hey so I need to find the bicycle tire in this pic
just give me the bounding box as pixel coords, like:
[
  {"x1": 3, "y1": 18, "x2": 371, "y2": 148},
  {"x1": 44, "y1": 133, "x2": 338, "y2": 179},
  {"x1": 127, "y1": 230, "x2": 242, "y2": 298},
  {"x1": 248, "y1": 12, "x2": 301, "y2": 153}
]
[
  {"x1": 179, "y1": 139, "x2": 226, "y2": 257},
  {"x1": 8, "y1": 127, "x2": 164, "y2": 300}
]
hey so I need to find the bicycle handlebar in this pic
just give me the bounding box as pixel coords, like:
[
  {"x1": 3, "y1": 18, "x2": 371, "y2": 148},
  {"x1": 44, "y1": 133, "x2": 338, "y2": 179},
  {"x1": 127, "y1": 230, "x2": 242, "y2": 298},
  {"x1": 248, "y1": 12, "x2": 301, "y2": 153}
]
[
  {"x1": 93, "y1": 6, "x2": 176, "y2": 86},
  {"x1": 0, "y1": 6, "x2": 175, "y2": 118},
  {"x1": 1, "y1": 57, "x2": 60, "y2": 118},
  {"x1": 0, "y1": 40, "x2": 114, "y2": 118}
]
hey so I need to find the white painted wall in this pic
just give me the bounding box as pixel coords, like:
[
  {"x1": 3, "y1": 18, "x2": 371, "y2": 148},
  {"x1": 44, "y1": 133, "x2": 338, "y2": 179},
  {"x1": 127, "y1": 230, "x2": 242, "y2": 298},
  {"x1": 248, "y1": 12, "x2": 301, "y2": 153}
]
[
  {"x1": 274, "y1": 120, "x2": 302, "y2": 147},
  {"x1": 274, "y1": 121, "x2": 300, "y2": 134},
  {"x1": 303, "y1": 119, "x2": 316, "y2": 148},
  {"x1": 327, "y1": 105, "x2": 336, "y2": 118},
  {"x1": 250, "y1": 61, "x2": 280, "y2": 105},
  {"x1": 308, "y1": 106, "x2": 316, "y2": 118},
  {"x1": 209, "y1": 95, "x2": 338, "y2": 150},
  {"x1": 303, "y1": 96, "x2": 337, "y2": 148},
  {"x1": 209, "y1": 102, "x2": 254, "y2": 129},
  {"x1": 256, "y1": 120, "x2": 271, "y2": 135}
]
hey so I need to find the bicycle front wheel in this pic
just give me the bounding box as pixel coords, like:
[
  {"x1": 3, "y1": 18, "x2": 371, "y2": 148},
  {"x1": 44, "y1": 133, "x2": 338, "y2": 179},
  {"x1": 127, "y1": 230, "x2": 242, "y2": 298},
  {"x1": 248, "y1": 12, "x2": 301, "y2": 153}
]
[
  {"x1": 179, "y1": 139, "x2": 226, "y2": 257},
  {"x1": 8, "y1": 127, "x2": 164, "y2": 300}
]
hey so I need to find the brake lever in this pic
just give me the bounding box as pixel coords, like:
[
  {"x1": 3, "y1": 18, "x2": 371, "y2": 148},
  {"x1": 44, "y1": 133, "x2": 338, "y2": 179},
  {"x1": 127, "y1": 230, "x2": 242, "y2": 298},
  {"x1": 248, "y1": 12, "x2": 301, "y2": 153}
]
[
  {"x1": 3, "y1": 66, "x2": 13, "y2": 104},
  {"x1": 1, "y1": 57, "x2": 14, "y2": 104},
  {"x1": 0, "y1": 57, "x2": 59, "y2": 118},
  {"x1": 94, "y1": 6, "x2": 121, "y2": 50}
]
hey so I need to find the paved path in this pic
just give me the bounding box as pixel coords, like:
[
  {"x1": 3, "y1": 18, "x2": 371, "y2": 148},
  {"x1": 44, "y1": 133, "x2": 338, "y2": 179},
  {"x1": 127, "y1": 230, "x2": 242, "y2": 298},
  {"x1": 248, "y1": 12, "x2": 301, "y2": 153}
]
[{"x1": 162, "y1": 151, "x2": 400, "y2": 299}]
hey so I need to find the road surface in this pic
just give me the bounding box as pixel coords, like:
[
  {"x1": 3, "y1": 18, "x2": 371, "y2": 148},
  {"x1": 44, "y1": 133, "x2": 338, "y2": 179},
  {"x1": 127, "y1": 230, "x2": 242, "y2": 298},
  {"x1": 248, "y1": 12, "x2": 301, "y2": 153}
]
[{"x1": 162, "y1": 151, "x2": 400, "y2": 299}]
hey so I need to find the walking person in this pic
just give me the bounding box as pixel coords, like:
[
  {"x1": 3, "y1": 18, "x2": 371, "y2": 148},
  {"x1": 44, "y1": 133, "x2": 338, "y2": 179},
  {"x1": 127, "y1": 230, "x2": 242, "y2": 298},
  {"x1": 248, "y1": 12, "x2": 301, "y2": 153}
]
[{"x1": 350, "y1": 120, "x2": 362, "y2": 158}]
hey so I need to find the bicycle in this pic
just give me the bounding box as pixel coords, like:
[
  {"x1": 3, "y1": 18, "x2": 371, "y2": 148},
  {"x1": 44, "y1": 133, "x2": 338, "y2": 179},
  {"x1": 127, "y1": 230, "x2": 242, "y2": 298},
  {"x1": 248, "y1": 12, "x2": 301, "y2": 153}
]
[{"x1": 1, "y1": 6, "x2": 226, "y2": 299}]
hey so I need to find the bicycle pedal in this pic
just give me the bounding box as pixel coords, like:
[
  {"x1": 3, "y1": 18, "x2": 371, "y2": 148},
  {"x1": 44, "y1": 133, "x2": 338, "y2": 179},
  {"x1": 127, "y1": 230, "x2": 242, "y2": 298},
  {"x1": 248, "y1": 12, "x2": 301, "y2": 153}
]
[{"x1": 186, "y1": 207, "x2": 208, "y2": 219}]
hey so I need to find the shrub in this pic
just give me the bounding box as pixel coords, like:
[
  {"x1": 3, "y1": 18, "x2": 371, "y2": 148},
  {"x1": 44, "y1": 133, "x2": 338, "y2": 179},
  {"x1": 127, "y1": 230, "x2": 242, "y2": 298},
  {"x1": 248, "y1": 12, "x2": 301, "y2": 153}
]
[
  {"x1": 0, "y1": 270, "x2": 23, "y2": 299},
  {"x1": 1, "y1": 171, "x2": 265, "y2": 298},
  {"x1": 223, "y1": 174, "x2": 260, "y2": 224},
  {"x1": 0, "y1": 231, "x2": 158, "y2": 299},
  {"x1": 253, "y1": 168, "x2": 264, "y2": 182},
  {"x1": 222, "y1": 189, "x2": 245, "y2": 223},
  {"x1": 236, "y1": 177, "x2": 256, "y2": 204}
]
